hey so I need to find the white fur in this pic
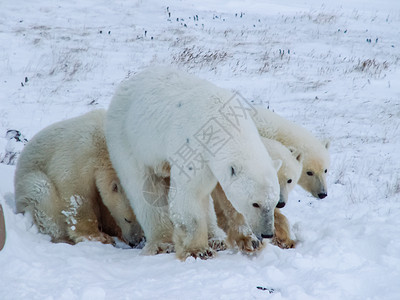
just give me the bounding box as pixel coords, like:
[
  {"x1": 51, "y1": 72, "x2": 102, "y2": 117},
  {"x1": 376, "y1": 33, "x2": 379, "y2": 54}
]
[
  {"x1": 14, "y1": 110, "x2": 143, "y2": 246},
  {"x1": 105, "y1": 67, "x2": 280, "y2": 258},
  {"x1": 253, "y1": 107, "x2": 330, "y2": 199},
  {"x1": 261, "y1": 137, "x2": 303, "y2": 207}
]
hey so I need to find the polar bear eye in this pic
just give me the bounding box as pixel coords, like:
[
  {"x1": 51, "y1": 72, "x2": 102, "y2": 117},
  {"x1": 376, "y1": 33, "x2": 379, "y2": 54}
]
[
  {"x1": 252, "y1": 203, "x2": 260, "y2": 208},
  {"x1": 124, "y1": 218, "x2": 132, "y2": 224},
  {"x1": 231, "y1": 166, "x2": 236, "y2": 177},
  {"x1": 324, "y1": 169, "x2": 328, "y2": 173},
  {"x1": 306, "y1": 171, "x2": 314, "y2": 176},
  {"x1": 287, "y1": 179, "x2": 292, "y2": 184},
  {"x1": 112, "y1": 183, "x2": 119, "y2": 193}
]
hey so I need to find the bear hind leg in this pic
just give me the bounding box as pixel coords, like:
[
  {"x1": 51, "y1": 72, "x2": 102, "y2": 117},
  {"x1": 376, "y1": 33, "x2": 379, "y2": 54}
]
[
  {"x1": 134, "y1": 170, "x2": 174, "y2": 255},
  {"x1": 15, "y1": 171, "x2": 66, "y2": 241},
  {"x1": 207, "y1": 197, "x2": 227, "y2": 252}
]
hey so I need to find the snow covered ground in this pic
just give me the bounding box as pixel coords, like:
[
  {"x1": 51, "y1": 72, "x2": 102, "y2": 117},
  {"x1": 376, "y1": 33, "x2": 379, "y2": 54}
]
[{"x1": 1, "y1": 0, "x2": 400, "y2": 299}]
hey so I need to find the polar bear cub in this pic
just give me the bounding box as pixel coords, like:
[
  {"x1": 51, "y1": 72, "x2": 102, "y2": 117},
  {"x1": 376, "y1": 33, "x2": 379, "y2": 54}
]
[
  {"x1": 106, "y1": 67, "x2": 281, "y2": 260},
  {"x1": 253, "y1": 107, "x2": 330, "y2": 199},
  {"x1": 14, "y1": 110, "x2": 143, "y2": 246},
  {"x1": 261, "y1": 137, "x2": 303, "y2": 208}
]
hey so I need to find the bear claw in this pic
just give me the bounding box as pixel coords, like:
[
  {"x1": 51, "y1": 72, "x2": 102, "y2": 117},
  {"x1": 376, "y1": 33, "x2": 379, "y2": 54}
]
[
  {"x1": 208, "y1": 238, "x2": 228, "y2": 251},
  {"x1": 76, "y1": 232, "x2": 115, "y2": 245},
  {"x1": 251, "y1": 239, "x2": 260, "y2": 250},
  {"x1": 181, "y1": 247, "x2": 216, "y2": 260},
  {"x1": 143, "y1": 242, "x2": 175, "y2": 255},
  {"x1": 271, "y1": 236, "x2": 296, "y2": 249},
  {"x1": 155, "y1": 243, "x2": 175, "y2": 254},
  {"x1": 236, "y1": 233, "x2": 264, "y2": 253},
  {"x1": 197, "y1": 249, "x2": 215, "y2": 259}
]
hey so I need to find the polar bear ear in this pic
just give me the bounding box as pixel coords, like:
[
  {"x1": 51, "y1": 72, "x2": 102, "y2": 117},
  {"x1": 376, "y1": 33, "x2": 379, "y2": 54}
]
[
  {"x1": 288, "y1": 147, "x2": 303, "y2": 163},
  {"x1": 322, "y1": 139, "x2": 330, "y2": 150},
  {"x1": 272, "y1": 159, "x2": 282, "y2": 172},
  {"x1": 230, "y1": 164, "x2": 242, "y2": 177},
  {"x1": 111, "y1": 181, "x2": 119, "y2": 193}
]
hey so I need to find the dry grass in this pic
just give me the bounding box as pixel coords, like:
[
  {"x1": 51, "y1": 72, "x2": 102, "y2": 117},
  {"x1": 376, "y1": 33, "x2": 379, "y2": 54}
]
[
  {"x1": 48, "y1": 48, "x2": 91, "y2": 81},
  {"x1": 385, "y1": 176, "x2": 400, "y2": 199},
  {"x1": 355, "y1": 59, "x2": 389, "y2": 77},
  {"x1": 309, "y1": 13, "x2": 337, "y2": 24},
  {"x1": 172, "y1": 46, "x2": 229, "y2": 69}
]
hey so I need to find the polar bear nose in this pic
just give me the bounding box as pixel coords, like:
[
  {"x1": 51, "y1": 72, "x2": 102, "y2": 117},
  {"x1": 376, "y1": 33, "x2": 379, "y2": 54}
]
[
  {"x1": 276, "y1": 201, "x2": 286, "y2": 208},
  {"x1": 261, "y1": 233, "x2": 274, "y2": 239},
  {"x1": 318, "y1": 193, "x2": 327, "y2": 199}
]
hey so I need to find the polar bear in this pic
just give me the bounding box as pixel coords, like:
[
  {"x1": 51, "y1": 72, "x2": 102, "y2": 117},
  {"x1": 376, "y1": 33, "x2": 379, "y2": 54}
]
[
  {"x1": 14, "y1": 110, "x2": 144, "y2": 246},
  {"x1": 212, "y1": 137, "x2": 303, "y2": 250},
  {"x1": 106, "y1": 67, "x2": 281, "y2": 260},
  {"x1": 262, "y1": 138, "x2": 303, "y2": 208},
  {"x1": 253, "y1": 107, "x2": 330, "y2": 199}
]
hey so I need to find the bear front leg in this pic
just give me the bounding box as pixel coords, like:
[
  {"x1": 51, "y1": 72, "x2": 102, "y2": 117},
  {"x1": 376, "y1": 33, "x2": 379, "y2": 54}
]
[
  {"x1": 64, "y1": 195, "x2": 115, "y2": 245},
  {"x1": 211, "y1": 183, "x2": 263, "y2": 253},
  {"x1": 169, "y1": 178, "x2": 215, "y2": 260},
  {"x1": 271, "y1": 208, "x2": 296, "y2": 249}
]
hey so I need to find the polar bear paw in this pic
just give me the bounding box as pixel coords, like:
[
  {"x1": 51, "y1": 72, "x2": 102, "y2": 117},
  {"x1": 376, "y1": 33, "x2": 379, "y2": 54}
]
[
  {"x1": 227, "y1": 226, "x2": 265, "y2": 253},
  {"x1": 208, "y1": 238, "x2": 227, "y2": 252},
  {"x1": 142, "y1": 242, "x2": 175, "y2": 255},
  {"x1": 236, "y1": 233, "x2": 264, "y2": 253},
  {"x1": 271, "y1": 236, "x2": 296, "y2": 249},
  {"x1": 155, "y1": 242, "x2": 175, "y2": 254},
  {"x1": 75, "y1": 232, "x2": 115, "y2": 245},
  {"x1": 177, "y1": 247, "x2": 216, "y2": 261}
]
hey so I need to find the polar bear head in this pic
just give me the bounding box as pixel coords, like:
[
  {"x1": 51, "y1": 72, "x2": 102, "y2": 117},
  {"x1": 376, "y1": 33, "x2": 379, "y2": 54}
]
[
  {"x1": 96, "y1": 171, "x2": 144, "y2": 247},
  {"x1": 261, "y1": 137, "x2": 303, "y2": 208},
  {"x1": 298, "y1": 140, "x2": 330, "y2": 199},
  {"x1": 251, "y1": 106, "x2": 330, "y2": 200},
  {"x1": 277, "y1": 147, "x2": 303, "y2": 207},
  {"x1": 210, "y1": 126, "x2": 281, "y2": 240}
]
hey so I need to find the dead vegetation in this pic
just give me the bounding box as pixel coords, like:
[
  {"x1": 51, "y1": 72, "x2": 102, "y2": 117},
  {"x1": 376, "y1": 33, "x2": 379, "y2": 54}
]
[
  {"x1": 355, "y1": 59, "x2": 389, "y2": 76},
  {"x1": 48, "y1": 48, "x2": 91, "y2": 81},
  {"x1": 309, "y1": 13, "x2": 337, "y2": 24},
  {"x1": 172, "y1": 46, "x2": 230, "y2": 69}
]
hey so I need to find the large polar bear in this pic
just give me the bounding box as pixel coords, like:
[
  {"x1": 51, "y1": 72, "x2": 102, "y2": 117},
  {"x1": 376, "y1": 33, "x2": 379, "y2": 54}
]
[
  {"x1": 14, "y1": 110, "x2": 144, "y2": 246},
  {"x1": 106, "y1": 67, "x2": 281, "y2": 260},
  {"x1": 253, "y1": 107, "x2": 330, "y2": 199},
  {"x1": 212, "y1": 137, "x2": 303, "y2": 250}
]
